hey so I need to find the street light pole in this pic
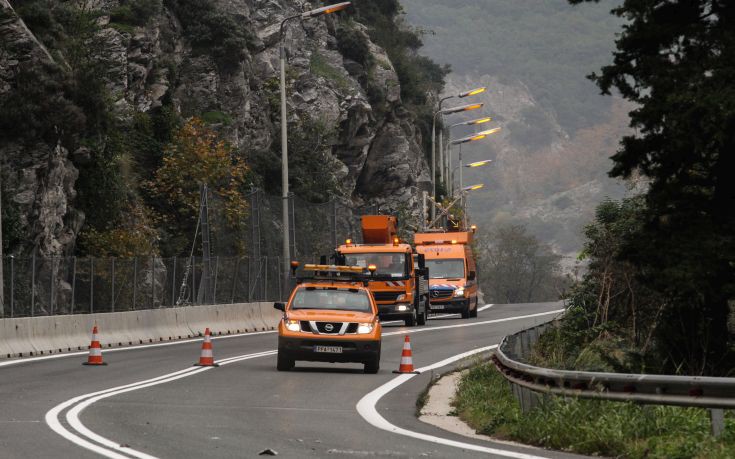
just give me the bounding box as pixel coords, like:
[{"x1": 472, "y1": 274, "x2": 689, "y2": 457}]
[{"x1": 278, "y1": 3, "x2": 350, "y2": 296}]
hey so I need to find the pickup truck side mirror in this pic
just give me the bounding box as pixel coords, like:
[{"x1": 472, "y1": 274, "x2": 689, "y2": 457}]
[
  {"x1": 273, "y1": 302, "x2": 286, "y2": 311},
  {"x1": 468, "y1": 271, "x2": 476, "y2": 281}
]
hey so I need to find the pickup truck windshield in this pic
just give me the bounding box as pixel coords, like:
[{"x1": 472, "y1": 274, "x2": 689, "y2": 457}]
[
  {"x1": 291, "y1": 288, "x2": 372, "y2": 312},
  {"x1": 425, "y1": 259, "x2": 465, "y2": 279},
  {"x1": 344, "y1": 252, "x2": 408, "y2": 278}
]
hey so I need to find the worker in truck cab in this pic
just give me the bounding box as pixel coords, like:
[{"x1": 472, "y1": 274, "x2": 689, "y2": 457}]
[
  {"x1": 414, "y1": 230, "x2": 479, "y2": 319},
  {"x1": 336, "y1": 215, "x2": 430, "y2": 327}
]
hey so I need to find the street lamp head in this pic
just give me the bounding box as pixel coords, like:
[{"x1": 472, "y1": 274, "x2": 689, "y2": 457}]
[
  {"x1": 451, "y1": 117, "x2": 492, "y2": 128},
  {"x1": 462, "y1": 183, "x2": 485, "y2": 192},
  {"x1": 441, "y1": 102, "x2": 484, "y2": 116},
  {"x1": 466, "y1": 159, "x2": 493, "y2": 168},
  {"x1": 302, "y1": 2, "x2": 351, "y2": 18},
  {"x1": 476, "y1": 126, "x2": 501, "y2": 136},
  {"x1": 459, "y1": 87, "x2": 486, "y2": 98}
]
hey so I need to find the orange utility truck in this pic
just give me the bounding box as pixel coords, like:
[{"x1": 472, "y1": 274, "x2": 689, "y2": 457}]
[
  {"x1": 414, "y1": 230, "x2": 479, "y2": 319},
  {"x1": 336, "y1": 216, "x2": 429, "y2": 326}
]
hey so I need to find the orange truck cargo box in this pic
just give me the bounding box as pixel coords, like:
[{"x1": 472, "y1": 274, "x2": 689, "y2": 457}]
[{"x1": 361, "y1": 215, "x2": 398, "y2": 244}]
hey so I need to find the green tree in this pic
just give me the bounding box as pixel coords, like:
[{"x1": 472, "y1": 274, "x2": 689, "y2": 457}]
[
  {"x1": 477, "y1": 224, "x2": 566, "y2": 303},
  {"x1": 570, "y1": 0, "x2": 735, "y2": 374}
]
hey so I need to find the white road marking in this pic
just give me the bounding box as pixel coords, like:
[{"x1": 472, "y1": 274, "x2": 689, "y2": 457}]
[
  {"x1": 46, "y1": 350, "x2": 278, "y2": 459},
  {"x1": 0, "y1": 330, "x2": 278, "y2": 368},
  {"x1": 44, "y1": 306, "x2": 562, "y2": 458},
  {"x1": 382, "y1": 309, "x2": 563, "y2": 337},
  {"x1": 478, "y1": 303, "x2": 494, "y2": 312},
  {"x1": 355, "y1": 346, "x2": 552, "y2": 459}
]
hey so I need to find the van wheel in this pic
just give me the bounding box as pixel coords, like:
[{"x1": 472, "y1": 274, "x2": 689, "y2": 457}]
[
  {"x1": 405, "y1": 308, "x2": 417, "y2": 327},
  {"x1": 461, "y1": 301, "x2": 471, "y2": 319},
  {"x1": 470, "y1": 299, "x2": 478, "y2": 318},
  {"x1": 417, "y1": 306, "x2": 426, "y2": 326},
  {"x1": 364, "y1": 356, "x2": 380, "y2": 374},
  {"x1": 276, "y1": 353, "x2": 294, "y2": 371}
]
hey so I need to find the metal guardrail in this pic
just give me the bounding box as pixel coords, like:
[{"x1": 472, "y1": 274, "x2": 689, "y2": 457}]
[{"x1": 492, "y1": 319, "x2": 734, "y2": 435}]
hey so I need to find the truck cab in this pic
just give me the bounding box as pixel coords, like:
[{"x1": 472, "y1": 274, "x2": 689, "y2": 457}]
[
  {"x1": 414, "y1": 231, "x2": 479, "y2": 319},
  {"x1": 336, "y1": 216, "x2": 429, "y2": 327}
]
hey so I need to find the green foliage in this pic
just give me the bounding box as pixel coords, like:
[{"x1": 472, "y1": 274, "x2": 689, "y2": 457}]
[
  {"x1": 335, "y1": 22, "x2": 373, "y2": 68},
  {"x1": 110, "y1": 0, "x2": 162, "y2": 27},
  {"x1": 476, "y1": 224, "x2": 568, "y2": 303},
  {"x1": 454, "y1": 362, "x2": 735, "y2": 458},
  {"x1": 164, "y1": 0, "x2": 251, "y2": 70},
  {"x1": 200, "y1": 111, "x2": 233, "y2": 126},
  {"x1": 567, "y1": 0, "x2": 735, "y2": 375},
  {"x1": 401, "y1": 0, "x2": 620, "y2": 133},
  {"x1": 309, "y1": 52, "x2": 349, "y2": 91}
]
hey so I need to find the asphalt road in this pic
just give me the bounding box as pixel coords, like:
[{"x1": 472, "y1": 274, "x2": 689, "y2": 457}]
[{"x1": 0, "y1": 302, "x2": 585, "y2": 459}]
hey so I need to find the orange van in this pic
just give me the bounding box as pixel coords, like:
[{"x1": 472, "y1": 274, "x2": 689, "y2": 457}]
[
  {"x1": 414, "y1": 231, "x2": 479, "y2": 319},
  {"x1": 274, "y1": 264, "x2": 382, "y2": 373}
]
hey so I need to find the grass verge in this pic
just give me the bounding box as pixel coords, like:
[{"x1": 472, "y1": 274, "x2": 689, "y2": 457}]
[{"x1": 453, "y1": 362, "x2": 735, "y2": 459}]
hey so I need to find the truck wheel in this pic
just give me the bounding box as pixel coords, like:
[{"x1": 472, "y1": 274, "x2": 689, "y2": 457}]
[
  {"x1": 364, "y1": 355, "x2": 380, "y2": 374},
  {"x1": 404, "y1": 308, "x2": 417, "y2": 327},
  {"x1": 276, "y1": 352, "x2": 294, "y2": 371},
  {"x1": 461, "y1": 300, "x2": 471, "y2": 319},
  {"x1": 470, "y1": 298, "x2": 478, "y2": 318}
]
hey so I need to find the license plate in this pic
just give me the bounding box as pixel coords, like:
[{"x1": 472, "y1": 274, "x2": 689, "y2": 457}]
[
  {"x1": 431, "y1": 305, "x2": 445, "y2": 310},
  {"x1": 315, "y1": 345, "x2": 343, "y2": 353}
]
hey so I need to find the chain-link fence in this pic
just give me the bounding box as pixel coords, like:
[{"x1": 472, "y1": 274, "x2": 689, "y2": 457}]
[{"x1": 0, "y1": 189, "x2": 386, "y2": 318}]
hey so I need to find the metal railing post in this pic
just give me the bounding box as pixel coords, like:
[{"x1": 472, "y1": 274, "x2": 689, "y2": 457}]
[
  {"x1": 49, "y1": 257, "x2": 55, "y2": 316},
  {"x1": 231, "y1": 257, "x2": 239, "y2": 304},
  {"x1": 9, "y1": 255, "x2": 14, "y2": 317},
  {"x1": 212, "y1": 256, "x2": 219, "y2": 305},
  {"x1": 132, "y1": 257, "x2": 138, "y2": 310},
  {"x1": 31, "y1": 253, "x2": 36, "y2": 316},
  {"x1": 70, "y1": 257, "x2": 75, "y2": 315},
  {"x1": 111, "y1": 257, "x2": 115, "y2": 312},
  {"x1": 711, "y1": 409, "x2": 725, "y2": 437},
  {"x1": 151, "y1": 256, "x2": 155, "y2": 308},
  {"x1": 90, "y1": 257, "x2": 94, "y2": 314},
  {"x1": 171, "y1": 257, "x2": 177, "y2": 306}
]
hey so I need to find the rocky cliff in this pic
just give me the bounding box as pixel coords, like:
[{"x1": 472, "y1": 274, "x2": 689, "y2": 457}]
[{"x1": 0, "y1": 0, "x2": 433, "y2": 258}]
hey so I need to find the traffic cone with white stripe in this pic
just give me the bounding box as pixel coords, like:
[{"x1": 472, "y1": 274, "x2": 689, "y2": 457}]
[
  {"x1": 393, "y1": 335, "x2": 420, "y2": 374},
  {"x1": 82, "y1": 324, "x2": 107, "y2": 366},
  {"x1": 194, "y1": 328, "x2": 218, "y2": 367}
]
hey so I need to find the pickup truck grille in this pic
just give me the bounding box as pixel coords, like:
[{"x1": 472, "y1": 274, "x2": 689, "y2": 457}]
[
  {"x1": 301, "y1": 321, "x2": 359, "y2": 335},
  {"x1": 373, "y1": 291, "x2": 401, "y2": 302}
]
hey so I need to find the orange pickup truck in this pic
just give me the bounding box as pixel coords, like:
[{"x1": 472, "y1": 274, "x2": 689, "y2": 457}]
[
  {"x1": 336, "y1": 216, "x2": 429, "y2": 326},
  {"x1": 414, "y1": 231, "x2": 479, "y2": 319},
  {"x1": 274, "y1": 264, "x2": 382, "y2": 373}
]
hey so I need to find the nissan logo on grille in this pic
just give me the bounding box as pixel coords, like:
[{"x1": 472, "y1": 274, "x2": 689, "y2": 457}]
[{"x1": 324, "y1": 323, "x2": 334, "y2": 332}]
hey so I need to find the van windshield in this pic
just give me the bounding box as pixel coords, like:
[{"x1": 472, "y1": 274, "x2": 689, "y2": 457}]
[
  {"x1": 425, "y1": 259, "x2": 465, "y2": 279},
  {"x1": 343, "y1": 252, "x2": 408, "y2": 278},
  {"x1": 290, "y1": 288, "x2": 372, "y2": 312}
]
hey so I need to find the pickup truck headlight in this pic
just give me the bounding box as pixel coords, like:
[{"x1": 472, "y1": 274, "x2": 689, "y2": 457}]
[
  {"x1": 453, "y1": 287, "x2": 465, "y2": 297},
  {"x1": 285, "y1": 319, "x2": 300, "y2": 332},
  {"x1": 357, "y1": 322, "x2": 374, "y2": 334}
]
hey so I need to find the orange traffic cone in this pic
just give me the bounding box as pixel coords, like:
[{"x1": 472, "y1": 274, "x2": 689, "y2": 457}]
[
  {"x1": 82, "y1": 324, "x2": 107, "y2": 366},
  {"x1": 194, "y1": 328, "x2": 218, "y2": 367},
  {"x1": 393, "y1": 335, "x2": 420, "y2": 374}
]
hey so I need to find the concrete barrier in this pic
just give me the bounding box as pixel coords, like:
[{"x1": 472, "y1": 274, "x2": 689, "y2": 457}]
[{"x1": 0, "y1": 302, "x2": 281, "y2": 359}]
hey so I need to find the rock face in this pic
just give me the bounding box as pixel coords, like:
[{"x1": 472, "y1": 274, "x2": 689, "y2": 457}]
[
  {"x1": 0, "y1": 1, "x2": 84, "y2": 258},
  {"x1": 0, "y1": 0, "x2": 432, "y2": 257}
]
